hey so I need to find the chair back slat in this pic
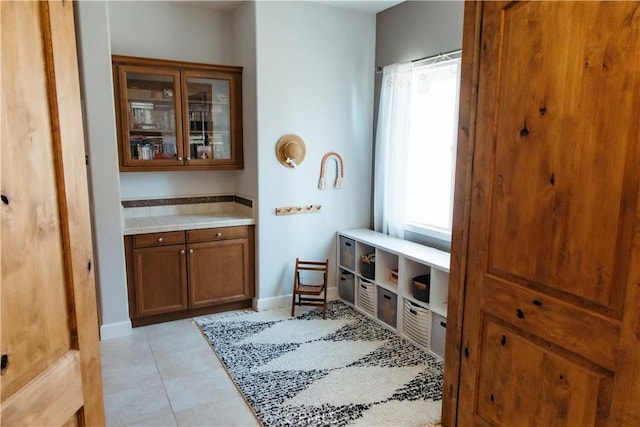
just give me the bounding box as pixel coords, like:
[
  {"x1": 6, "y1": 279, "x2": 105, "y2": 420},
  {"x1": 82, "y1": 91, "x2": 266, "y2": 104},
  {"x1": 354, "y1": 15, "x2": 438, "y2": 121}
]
[{"x1": 292, "y1": 258, "x2": 329, "y2": 318}]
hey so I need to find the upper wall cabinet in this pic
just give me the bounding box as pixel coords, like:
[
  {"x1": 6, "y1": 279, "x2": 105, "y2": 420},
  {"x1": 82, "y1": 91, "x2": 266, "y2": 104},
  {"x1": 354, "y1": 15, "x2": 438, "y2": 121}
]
[{"x1": 112, "y1": 56, "x2": 243, "y2": 171}]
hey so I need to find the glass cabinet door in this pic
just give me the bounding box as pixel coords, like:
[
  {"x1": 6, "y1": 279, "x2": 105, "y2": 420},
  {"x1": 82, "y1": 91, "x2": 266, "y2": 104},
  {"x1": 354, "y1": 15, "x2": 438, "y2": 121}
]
[
  {"x1": 183, "y1": 73, "x2": 234, "y2": 164},
  {"x1": 119, "y1": 67, "x2": 182, "y2": 166}
]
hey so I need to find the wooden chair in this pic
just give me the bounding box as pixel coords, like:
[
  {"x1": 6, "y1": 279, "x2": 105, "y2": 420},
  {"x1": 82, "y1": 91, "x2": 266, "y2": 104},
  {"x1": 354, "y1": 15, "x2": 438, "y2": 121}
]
[{"x1": 291, "y1": 258, "x2": 329, "y2": 319}]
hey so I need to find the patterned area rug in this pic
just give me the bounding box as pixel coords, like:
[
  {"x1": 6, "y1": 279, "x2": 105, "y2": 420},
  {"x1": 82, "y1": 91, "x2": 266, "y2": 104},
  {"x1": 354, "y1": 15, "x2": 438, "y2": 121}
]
[{"x1": 196, "y1": 300, "x2": 443, "y2": 426}]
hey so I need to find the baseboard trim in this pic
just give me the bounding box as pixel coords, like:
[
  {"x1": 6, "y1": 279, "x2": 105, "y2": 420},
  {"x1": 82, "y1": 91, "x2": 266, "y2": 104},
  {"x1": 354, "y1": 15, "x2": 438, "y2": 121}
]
[
  {"x1": 100, "y1": 320, "x2": 132, "y2": 340},
  {"x1": 253, "y1": 287, "x2": 339, "y2": 312}
]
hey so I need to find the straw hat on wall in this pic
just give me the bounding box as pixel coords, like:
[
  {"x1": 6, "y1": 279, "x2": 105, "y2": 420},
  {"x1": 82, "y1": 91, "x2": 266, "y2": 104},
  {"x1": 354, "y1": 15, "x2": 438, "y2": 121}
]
[{"x1": 276, "y1": 134, "x2": 306, "y2": 168}]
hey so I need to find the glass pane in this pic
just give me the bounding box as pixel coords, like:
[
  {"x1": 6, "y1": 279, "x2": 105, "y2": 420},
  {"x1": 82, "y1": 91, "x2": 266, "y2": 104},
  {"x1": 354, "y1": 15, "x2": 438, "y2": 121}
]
[
  {"x1": 186, "y1": 77, "x2": 231, "y2": 160},
  {"x1": 126, "y1": 73, "x2": 178, "y2": 161},
  {"x1": 405, "y1": 60, "x2": 461, "y2": 234}
]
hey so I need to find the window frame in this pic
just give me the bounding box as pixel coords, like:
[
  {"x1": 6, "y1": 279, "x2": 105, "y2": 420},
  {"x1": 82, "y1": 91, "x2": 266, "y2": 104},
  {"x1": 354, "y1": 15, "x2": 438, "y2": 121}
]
[{"x1": 403, "y1": 53, "x2": 462, "y2": 245}]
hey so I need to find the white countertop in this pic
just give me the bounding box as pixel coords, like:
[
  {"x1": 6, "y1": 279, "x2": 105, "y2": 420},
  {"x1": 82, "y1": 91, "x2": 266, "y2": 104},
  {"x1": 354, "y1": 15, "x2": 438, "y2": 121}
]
[{"x1": 124, "y1": 213, "x2": 255, "y2": 235}]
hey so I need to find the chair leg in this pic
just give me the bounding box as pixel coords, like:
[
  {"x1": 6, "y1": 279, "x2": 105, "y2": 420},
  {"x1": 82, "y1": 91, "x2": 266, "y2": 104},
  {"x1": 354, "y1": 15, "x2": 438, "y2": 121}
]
[
  {"x1": 291, "y1": 291, "x2": 296, "y2": 317},
  {"x1": 322, "y1": 291, "x2": 328, "y2": 319}
]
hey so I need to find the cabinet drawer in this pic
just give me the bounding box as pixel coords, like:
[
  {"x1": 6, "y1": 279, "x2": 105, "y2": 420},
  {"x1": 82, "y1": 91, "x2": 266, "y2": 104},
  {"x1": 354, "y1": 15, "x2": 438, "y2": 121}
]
[
  {"x1": 133, "y1": 231, "x2": 185, "y2": 248},
  {"x1": 187, "y1": 226, "x2": 248, "y2": 243}
]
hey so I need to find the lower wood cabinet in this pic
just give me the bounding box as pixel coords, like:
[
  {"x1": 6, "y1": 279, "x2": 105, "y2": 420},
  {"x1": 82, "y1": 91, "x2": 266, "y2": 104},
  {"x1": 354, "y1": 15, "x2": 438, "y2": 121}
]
[{"x1": 124, "y1": 225, "x2": 254, "y2": 326}]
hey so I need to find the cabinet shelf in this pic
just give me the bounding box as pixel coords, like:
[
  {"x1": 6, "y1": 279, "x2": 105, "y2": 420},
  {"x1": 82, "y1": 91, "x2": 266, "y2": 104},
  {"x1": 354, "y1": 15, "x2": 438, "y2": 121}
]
[
  {"x1": 113, "y1": 55, "x2": 243, "y2": 171},
  {"x1": 128, "y1": 97, "x2": 174, "y2": 104},
  {"x1": 337, "y1": 228, "x2": 450, "y2": 359}
]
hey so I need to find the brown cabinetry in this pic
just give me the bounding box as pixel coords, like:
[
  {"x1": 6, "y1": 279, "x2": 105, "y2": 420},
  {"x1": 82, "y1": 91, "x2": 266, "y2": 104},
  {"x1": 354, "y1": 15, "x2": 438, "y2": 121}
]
[
  {"x1": 112, "y1": 55, "x2": 243, "y2": 171},
  {"x1": 125, "y1": 226, "x2": 254, "y2": 326},
  {"x1": 132, "y1": 232, "x2": 188, "y2": 316},
  {"x1": 187, "y1": 227, "x2": 251, "y2": 308}
]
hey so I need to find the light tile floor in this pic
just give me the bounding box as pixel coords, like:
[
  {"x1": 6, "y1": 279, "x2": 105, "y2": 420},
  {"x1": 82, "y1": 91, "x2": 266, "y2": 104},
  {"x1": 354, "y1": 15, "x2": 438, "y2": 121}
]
[{"x1": 100, "y1": 317, "x2": 260, "y2": 427}]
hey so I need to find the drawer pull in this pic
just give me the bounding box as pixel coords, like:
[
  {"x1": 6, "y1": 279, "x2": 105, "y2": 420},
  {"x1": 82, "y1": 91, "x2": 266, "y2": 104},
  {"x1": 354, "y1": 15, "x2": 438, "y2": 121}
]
[
  {"x1": 345, "y1": 242, "x2": 352, "y2": 247},
  {"x1": 409, "y1": 309, "x2": 417, "y2": 315},
  {"x1": 158, "y1": 237, "x2": 163, "y2": 242},
  {"x1": 216, "y1": 232, "x2": 222, "y2": 237},
  {"x1": 440, "y1": 321, "x2": 447, "y2": 328},
  {"x1": 383, "y1": 294, "x2": 391, "y2": 300},
  {"x1": 532, "y1": 299, "x2": 542, "y2": 307},
  {"x1": 180, "y1": 249, "x2": 185, "y2": 255},
  {"x1": 187, "y1": 157, "x2": 191, "y2": 161},
  {"x1": 189, "y1": 249, "x2": 194, "y2": 254},
  {"x1": 178, "y1": 157, "x2": 183, "y2": 161}
]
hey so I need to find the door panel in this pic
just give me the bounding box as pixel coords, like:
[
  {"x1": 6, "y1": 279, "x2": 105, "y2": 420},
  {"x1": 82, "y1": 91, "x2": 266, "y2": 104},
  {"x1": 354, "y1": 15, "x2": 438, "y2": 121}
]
[
  {"x1": 188, "y1": 238, "x2": 248, "y2": 307},
  {"x1": 133, "y1": 245, "x2": 188, "y2": 316},
  {"x1": 1, "y1": 1, "x2": 104, "y2": 424},
  {"x1": 475, "y1": 318, "x2": 611, "y2": 427},
  {"x1": 487, "y1": 1, "x2": 638, "y2": 313},
  {"x1": 454, "y1": 1, "x2": 640, "y2": 425}
]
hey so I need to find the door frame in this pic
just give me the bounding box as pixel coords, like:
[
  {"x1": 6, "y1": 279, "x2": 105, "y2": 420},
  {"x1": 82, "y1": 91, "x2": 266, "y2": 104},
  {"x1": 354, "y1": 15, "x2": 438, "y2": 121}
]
[{"x1": 442, "y1": 2, "x2": 483, "y2": 425}]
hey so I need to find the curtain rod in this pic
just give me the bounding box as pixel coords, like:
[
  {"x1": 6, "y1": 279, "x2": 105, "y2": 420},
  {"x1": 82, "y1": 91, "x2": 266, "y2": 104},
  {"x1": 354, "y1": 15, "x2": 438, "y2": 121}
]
[{"x1": 375, "y1": 48, "x2": 462, "y2": 73}]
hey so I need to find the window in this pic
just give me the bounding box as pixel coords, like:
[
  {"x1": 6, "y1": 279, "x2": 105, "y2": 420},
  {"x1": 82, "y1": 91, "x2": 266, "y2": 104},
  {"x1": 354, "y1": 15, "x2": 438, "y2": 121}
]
[
  {"x1": 405, "y1": 55, "x2": 461, "y2": 241},
  {"x1": 374, "y1": 52, "x2": 461, "y2": 243}
]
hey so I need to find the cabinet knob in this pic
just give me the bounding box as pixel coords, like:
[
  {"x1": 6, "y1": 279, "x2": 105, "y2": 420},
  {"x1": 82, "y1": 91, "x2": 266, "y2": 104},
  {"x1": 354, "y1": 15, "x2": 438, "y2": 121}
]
[
  {"x1": 178, "y1": 157, "x2": 183, "y2": 161},
  {"x1": 180, "y1": 249, "x2": 185, "y2": 254},
  {"x1": 158, "y1": 237, "x2": 163, "y2": 242},
  {"x1": 187, "y1": 157, "x2": 191, "y2": 161},
  {"x1": 189, "y1": 249, "x2": 194, "y2": 254},
  {"x1": 216, "y1": 232, "x2": 222, "y2": 237}
]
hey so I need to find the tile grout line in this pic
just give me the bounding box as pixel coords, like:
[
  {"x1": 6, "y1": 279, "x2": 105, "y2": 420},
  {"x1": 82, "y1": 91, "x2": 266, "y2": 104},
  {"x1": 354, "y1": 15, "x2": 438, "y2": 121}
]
[{"x1": 143, "y1": 325, "x2": 181, "y2": 427}]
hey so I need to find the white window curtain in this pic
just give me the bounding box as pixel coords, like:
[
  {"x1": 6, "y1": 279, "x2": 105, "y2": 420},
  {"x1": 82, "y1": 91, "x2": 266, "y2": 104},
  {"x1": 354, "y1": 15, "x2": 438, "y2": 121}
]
[{"x1": 374, "y1": 62, "x2": 413, "y2": 238}]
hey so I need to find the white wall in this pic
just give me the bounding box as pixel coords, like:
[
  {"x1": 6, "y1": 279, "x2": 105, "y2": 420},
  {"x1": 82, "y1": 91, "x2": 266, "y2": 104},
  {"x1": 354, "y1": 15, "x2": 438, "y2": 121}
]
[
  {"x1": 231, "y1": 2, "x2": 258, "y2": 201},
  {"x1": 108, "y1": 1, "x2": 242, "y2": 199},
  {"x1": 107, "y1": 1, "x2": 233, "y2": 64},
  {"x1": 254, "y1": 2, "x2": 375, "y2": 306},
  {"x1": 75, "y1": 0, "x2": 376, "y2": 333},
  {"x1": 74, "y1": 1, "x2": 130, "y2": 339}
]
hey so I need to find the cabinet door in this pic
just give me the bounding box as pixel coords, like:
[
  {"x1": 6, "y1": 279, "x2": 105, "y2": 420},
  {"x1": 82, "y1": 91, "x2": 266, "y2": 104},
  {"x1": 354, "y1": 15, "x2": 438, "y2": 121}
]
[
  {"x1": 182, "y1": 70, "x2": 243, "y2": 169},
  {"x1": 133, "y1": 244, "x2": 188, "y2": 317},
  {"x1": 115, "y1": 65, "x2": 184, "y2": 168},
  {"x1": 188, "y1": 238, "x2": 250, "y2": 308}
]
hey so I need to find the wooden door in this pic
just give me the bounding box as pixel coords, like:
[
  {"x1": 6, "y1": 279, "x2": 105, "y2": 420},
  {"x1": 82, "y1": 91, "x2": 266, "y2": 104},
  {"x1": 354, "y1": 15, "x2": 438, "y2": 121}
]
[
  {"x1": 188, "y1": 238, "x2": 249, "y2": 308},
  {"x1": 448, "y1": 1, "x2": 640, "y2": 425},
  {"x1": 1, "y1": 1, "x2": 105, "y2": 425},
  {"x1": 133, "y1": 245, "x2": 188, "y2": 317}
]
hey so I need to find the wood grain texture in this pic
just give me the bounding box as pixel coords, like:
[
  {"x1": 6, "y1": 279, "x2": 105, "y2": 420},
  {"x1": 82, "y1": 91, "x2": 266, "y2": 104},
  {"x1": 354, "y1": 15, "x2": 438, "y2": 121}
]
[
  {"x1": 125, "y1": 226, "x2": 255, "y2": 324},
  {"x1": 187, "y1": 225, "x2": 249, "y2": 242},
  {"x1": 133, "y1": 244, "x2": 189, "y2": 316},
  {"x1": 475, "y1": 319, "x2": 611, "y2": 426},
  {"x1": 133, "y1": 230, "x2": 185, "y2": 248},
  {"x1": 487, "y1": 1, "x2": 639, "y2": 315},
  {"x1": 188, "y1": 238, "x2": 250, "y2": 307},
  {"x1": 112, "y1": 55, "x2": 243, "y2": 171},
  {"x1": 442, "y1": 2, "x2": 482, "y2": 425},
  {"x1": 453, "y1": 1, "x2": 640, "y2": 425},
  {"x1": 2, "y1": 0, "x2": 72, "y2": 403},
  {"x1": 43, "y1": 1, "x2": 105, "y2": 423},
  {"x1": 0, "y1": 351, "x2": 83, "y2": 426}
]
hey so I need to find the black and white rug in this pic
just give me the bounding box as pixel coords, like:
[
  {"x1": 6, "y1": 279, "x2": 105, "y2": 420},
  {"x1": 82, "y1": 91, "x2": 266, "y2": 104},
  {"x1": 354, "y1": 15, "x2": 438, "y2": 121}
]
[{"x1": 196, "y1": 300, "x2": 443, "y2": 427}]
